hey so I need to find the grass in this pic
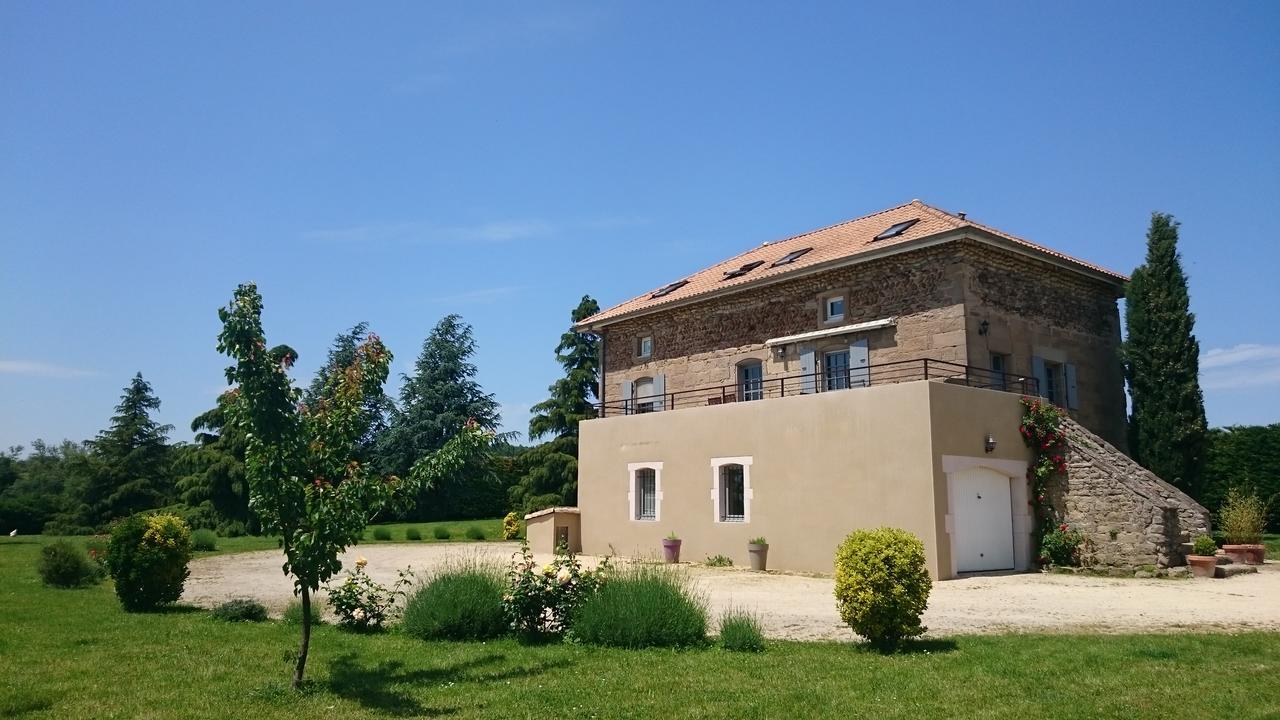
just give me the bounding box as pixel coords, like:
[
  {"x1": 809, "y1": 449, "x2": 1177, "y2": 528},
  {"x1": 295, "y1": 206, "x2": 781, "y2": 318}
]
[
  {"x1": 135, "y1": 518, "x2": 507, "y2": 558},
  {"x1": 1, "y1": 539, "x2": 1278, "y2": 718},
  {"x1": 1264, "y1": 533, "x2": 1279, "y2": 560}
]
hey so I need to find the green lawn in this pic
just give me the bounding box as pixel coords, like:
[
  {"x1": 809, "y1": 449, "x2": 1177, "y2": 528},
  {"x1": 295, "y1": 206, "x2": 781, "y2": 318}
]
[
  {"x1": 190, "y1": 517, "x2": 508, "y2": 557},
  {"x1": 2, "y1": 539, "x2": 1277, "y2": 719},
  {"x1": 1265, "y1": 533, "x2": 1279, "y2": 560}
]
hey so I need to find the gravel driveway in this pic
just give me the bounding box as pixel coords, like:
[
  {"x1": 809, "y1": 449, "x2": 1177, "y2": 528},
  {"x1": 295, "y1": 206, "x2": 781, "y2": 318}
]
[{"x1": 183, "y1": 542, "x2": 1280, "y2": 640}]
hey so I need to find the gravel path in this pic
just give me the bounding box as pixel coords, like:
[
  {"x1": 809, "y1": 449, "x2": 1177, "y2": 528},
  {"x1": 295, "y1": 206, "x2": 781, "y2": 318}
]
[{"x1": 183, "y1": 543, "x2": 1280, "y2": 640}]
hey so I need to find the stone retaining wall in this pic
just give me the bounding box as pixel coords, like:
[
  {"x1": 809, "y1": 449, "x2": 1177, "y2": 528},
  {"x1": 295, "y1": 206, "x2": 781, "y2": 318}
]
[{"x1": 1052, "y1": 417, "x2": 1210, "y2": 568}]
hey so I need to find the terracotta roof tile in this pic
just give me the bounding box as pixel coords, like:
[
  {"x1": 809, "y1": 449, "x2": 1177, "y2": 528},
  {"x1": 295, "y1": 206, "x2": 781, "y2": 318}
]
[{"x1": 580, "y1": 200, "x2": 1126, "y2": 327}]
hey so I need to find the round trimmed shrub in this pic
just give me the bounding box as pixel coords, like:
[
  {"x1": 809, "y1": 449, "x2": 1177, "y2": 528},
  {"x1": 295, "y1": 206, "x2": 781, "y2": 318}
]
[
  {"x1": 211, "y1": 598, "x2": 268, "y2": 622},
  {"x1": 106, "y1": 513, "x2": 193, "y2": 612},
  {"x1": 191, "y1": 528, "x2": 218, "y2": 552},
  {"x1": 402, "y1": 564, "x2": 507, "y2": 641},
  {"x1": 464, "y1": 526, "x2": 486, "y2": 541},
  {"x1": 834, "y1": 527, "x2": 931, "y2": 650},
  {"x1": 371, "y1": 526, "x2": 392, "y2": 541},
  {"x1": 433, "y1": 527, "x2": 452, "y2": 540},
  {"x1": 38, "y1": 540, "x2": 102, "y2": 588},
  {"x1": 405, "y1": 527, "x2": 422, "y2": 541},
  {"x1": 572, "y1": 564, "x2": 707, "y2": 648}
]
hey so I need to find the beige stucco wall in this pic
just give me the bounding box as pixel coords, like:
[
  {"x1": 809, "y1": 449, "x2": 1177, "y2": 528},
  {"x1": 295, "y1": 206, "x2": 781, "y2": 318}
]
[
  {"x1": 579, "y1": 380, "x2": 1035, "y2": 577},
  {"x1": 525, "y1": 509, "x2": 582, "y2": 554}
]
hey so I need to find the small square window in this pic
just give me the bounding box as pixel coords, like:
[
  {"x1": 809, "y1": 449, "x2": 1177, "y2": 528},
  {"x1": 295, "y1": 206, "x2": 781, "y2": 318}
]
[
  {"x1": 825, "y1": 296, "x2": 845, "y2": 321},
  {"x1": 637, "y1": 336, "x2": 653, "y2": 358}
]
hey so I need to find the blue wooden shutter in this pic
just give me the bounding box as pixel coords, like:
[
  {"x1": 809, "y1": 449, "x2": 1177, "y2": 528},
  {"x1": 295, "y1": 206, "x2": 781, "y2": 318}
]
[
  {"x1": 652, "y1": 373, "x2": 666, "y2": 411},
  {"x1": 848, "y1": 338, "x2": 870, "y2": 387},
  {"x1": 621, "y1": 379, "x2": 633, "y2": 415},
  {"x1": 799, "y1": 346, "x2": 816, "y2": 394},
  {"x1": 1064, "y1": 363, "x2": 1079, "y2": 410},
  {"x1": 1031, "y1": 356, "x2": 1048, "y2": 398}
]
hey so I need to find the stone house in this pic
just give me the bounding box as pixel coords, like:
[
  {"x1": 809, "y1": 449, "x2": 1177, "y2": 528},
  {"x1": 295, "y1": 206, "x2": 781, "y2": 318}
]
[{"x1": 547, "y1": 200, "x2": 1208, "y2": 577}]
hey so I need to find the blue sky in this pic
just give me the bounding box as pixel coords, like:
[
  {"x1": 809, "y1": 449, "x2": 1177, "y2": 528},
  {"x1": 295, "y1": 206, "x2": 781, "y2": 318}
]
[{"x1": 2, "y1": 2, "x2": 1278, "y2": 450}]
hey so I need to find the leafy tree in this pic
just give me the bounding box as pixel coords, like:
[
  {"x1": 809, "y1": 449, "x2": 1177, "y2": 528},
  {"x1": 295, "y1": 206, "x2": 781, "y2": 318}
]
[
  {"x1": 304, "y1": 322, "x2": 395, "y2": 461},
  {"x1": 1123, "y1": 213, "x2": 1208, "y2": 492},
  {"x1": 218, "y1": 283, "x2": 491, "y2": 688},
  {"x1": 175, "y1": 397, "x2": 253, "y2": 533},
  {"x1": 511, "y1": 296, "x2": 600, "y2": 512},
  {"x1": 0, "y1": 440, "x2": 94, "y2": 534},
  {"x1": 82, "y1": 373, "x2": 175, "y2": 526},
  {"x1": 377, "y1": 314, "x2": 503, "y2": 520}
]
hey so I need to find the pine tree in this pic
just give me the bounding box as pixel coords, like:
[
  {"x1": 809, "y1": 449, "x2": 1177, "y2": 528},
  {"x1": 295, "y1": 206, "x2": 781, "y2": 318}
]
[
  {"x1": 1124, "y1": 212, "x2": 1208, "y2": 492},
  {"x1": 512, "y1": 296, "x2": 600, "y2": 512},
  {"x1": 84, "y1": 372, "x2": 175, "y2": 524},
  {"x1": 376, "y1": 315, "x2": 502, "y2": 519},
  {"x1": 176, "y1": 396, "x2": 254, "y2": 532},
  {"x1": 304, "y1": 322, "x2": 394, "y2": 461}
]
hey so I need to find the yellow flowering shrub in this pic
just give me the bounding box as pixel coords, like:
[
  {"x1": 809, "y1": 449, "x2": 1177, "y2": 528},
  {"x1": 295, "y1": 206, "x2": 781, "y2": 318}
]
[
  {"x1": 502, "y1": 512, "x2": 522, "y2": 541},
  {"x1": 833, "y1": 527, "x2": 931, "y2": 650},
  {"x1": 107, "y1": 513, "x2": 192, "y2": 611}
]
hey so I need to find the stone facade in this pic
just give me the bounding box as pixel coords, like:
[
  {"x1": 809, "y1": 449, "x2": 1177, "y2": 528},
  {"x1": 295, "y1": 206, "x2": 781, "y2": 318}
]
[
  {"x1": 1053, "y1": 417, "x2": 1210, "y2": 568},
  {"x1": 601, "y1": 240, "x2": 1128, "y2": 447}
]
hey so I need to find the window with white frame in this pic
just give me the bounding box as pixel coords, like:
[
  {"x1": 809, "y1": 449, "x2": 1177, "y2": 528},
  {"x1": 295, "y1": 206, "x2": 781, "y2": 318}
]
[
  {"x1": 628, "y1": 462, "x2": 662, "y2": 521},
  {"x1": 636, "y1": 335, "x2": 653, "y2": 358},
  {"x1": 711, "y1": 457, "x2": 753, "y2": 523},
  {"x1": 634, "y1": 377, "x2": 656, "y2": 413},
  {"x1": 824, "y1": 296, "x2": 845, "y2": 322}
]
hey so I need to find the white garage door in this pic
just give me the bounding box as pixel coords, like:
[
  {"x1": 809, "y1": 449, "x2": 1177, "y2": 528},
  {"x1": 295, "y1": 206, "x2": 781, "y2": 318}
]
[{"x1": 952, "y1": 467, "x2": 1015, "y2": 573}]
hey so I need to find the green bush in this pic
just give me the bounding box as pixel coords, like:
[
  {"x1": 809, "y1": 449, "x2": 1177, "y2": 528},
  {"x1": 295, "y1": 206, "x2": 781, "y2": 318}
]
[
  {"x1": 191, "y1": 529, "x2": 218, "y2": 552},
  {"x1": 718, "y1": 608, "x2": 765, "y2": 652},
  {"x1": 465, "y1": 525, "x2": 486, "y2": 541},
  {"x1": 402, "y1": 560, "x2": 507, "y2": 641},
  {"x1": 502, "y1": 512, "x2": 522, "y2": 540},
  {"x1": 1220, "y1": 487, "x2": 1267, "y2": 545},
  {"x1": 1039, "y1": 524, "x2": 1085, "y2": 566},
  {"x1": 218, "y1": 520, "x2": 247, "y2": 538},
  {"x1": 106, "y1": 513, "x2": 193, "y2": 612},
  {"x1": 38, "y1": 540, "x2": 102, "y2": 588},
  {"x1": 704, "y1": 554, "x2": 733, "y2": 567},
  {"x1": 834, "y1": 527, "x2": 931, "y2": 651},
  {"x1": 405, "y1": 527, "x2": 422, "y2": 541},
  {"x1": 1193, "y1": 534, "x2": 1218, "y2": 556},
  {"x1": 433, "y1": 527, "x2": 452, "y2": 540},
  {"x1": 572, "y1": 564, "x2": 707, "y2": 648},
  {"x1": 211, "y1": 598, "x2": 268, "y2": 622},
  {"x1": 371, "y1": 527, "x2": 392, "y2": 541},
  {"x1": 282, "y1": 598, "x2": 324, "y2": 626}
]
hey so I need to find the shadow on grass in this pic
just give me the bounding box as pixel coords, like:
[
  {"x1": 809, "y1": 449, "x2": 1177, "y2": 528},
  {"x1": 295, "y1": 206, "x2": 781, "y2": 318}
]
[
  {"x1": 1, "y1": 691, "x2": 54, "y2": 718},
  {"x1": 851, "y1": 637, "x2": 960, "y2": 656},
  {"x1": 325, "y1": 651, "x2": 573, "y2": 717}
]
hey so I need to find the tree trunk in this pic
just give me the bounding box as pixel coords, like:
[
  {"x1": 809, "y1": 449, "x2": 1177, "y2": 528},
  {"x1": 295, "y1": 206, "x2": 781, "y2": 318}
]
[{"x1": 292, "y1": 586, "x2": 312, "y2": 689}]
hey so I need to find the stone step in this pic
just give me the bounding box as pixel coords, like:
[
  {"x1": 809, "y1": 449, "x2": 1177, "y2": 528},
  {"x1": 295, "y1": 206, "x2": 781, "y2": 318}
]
[{"x1": 1216, "y1": 564, "x2": 1258, "y2": 579}]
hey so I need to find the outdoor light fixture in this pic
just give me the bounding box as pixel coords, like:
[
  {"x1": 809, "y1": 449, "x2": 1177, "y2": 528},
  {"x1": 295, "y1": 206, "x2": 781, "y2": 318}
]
[
  {"x1": 978, "y1": 319, "x2": 990, "y2": 336},
  {"x1": 984, "y1": 433, "x2": 996, "y2": 453}
]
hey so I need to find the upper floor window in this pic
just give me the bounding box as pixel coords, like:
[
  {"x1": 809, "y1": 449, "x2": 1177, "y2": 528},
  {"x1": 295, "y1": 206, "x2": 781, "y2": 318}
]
[
  {"x1": 636, "y1": 335, "x2": 653, "y2": 358},
  {"x1": 824, "y1": 350, "x2": 850, "y2": 391},
  {"x1": 634, "y1": 377, "x2": 656, "y2": 413},
  {"x1": 738, "y1": 361, "x2": 764, "y2": 401},
  {"x1": 991, "y1": 353, "x2": 1010, "y2": 391},
  {"x1": 825, "y1": 296, "x2": 845, "y2": 322}
]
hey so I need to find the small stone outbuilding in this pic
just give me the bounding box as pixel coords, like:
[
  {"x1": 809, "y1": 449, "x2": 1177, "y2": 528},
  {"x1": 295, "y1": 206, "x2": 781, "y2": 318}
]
[{"x1": 1053, "y1": 418, "x2": 1210, "y2": 568}]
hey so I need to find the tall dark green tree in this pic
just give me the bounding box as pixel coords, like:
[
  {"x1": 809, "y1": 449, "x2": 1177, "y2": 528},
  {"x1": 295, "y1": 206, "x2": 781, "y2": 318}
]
[
  {"x1": 304, "y1": 322, "x2": 394, "y2": 461},
  {"x1": 377, "y1": 314, "x2": 502, "y2": 519},
  {"x1": 82, "y1": 373, "x2": 175, "y2": 525},
  {"x1": 175, "y1": 396, "x2": 254, "y2": 532},
  {"x1": 1123, "y1": 212, "x2": 1208, "y2": 492},
  {"x1": 511, "y1": 296, "x2": 600, "y2": 512}
]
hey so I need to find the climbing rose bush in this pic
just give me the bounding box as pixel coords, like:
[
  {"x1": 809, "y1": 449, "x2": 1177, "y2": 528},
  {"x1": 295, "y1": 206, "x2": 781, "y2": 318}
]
[
  {"x1": 834, "y1": 527, "x2": 931, "y2": 651},
  {"x1": 1020, "y1": 397, "x2": 1071, "y2": 565}
]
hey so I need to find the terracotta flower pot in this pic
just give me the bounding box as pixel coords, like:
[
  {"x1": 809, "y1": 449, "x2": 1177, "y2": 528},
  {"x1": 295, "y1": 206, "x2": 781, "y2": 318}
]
[
  {"x1": 662, "y1": 538, "x2": 682, "y2": 564},
  {"x1": 1237, "y1": 544, "x2": 1267, "y2": 565},
  {"x1": 747, "y1": 543, "x2": 769, "y2": 571},
  {"x1": 1218, "y1": 545, "x2": 1249, "y2": 563},
  {"x1": 1186, "y1": 554, "x2": 1217, "y2": 578}
]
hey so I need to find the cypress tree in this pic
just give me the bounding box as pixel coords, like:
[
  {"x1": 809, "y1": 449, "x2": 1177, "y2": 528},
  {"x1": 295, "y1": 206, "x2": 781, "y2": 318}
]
[
  {"x1": 84, "y1": 372, "x2": 175, "y2": 524},
  {"x1": 1123, "y1": 212, "x2": 1208, "y2": 492}
]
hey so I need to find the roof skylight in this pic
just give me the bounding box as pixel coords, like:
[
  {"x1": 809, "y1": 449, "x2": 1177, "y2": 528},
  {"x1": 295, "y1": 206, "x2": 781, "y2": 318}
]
[
  {"x1": 872, "y1": 218, "x2": 920, "y2": 241},
  {"x1": 650, "y1": 280, "x2": 689, "y2": 299},
  {"x1": 770, "y1": 247, "x2": 812, "y2": 267},
  {"x1": 722, "y1": 260, "x2": 765, "y2": 280}
]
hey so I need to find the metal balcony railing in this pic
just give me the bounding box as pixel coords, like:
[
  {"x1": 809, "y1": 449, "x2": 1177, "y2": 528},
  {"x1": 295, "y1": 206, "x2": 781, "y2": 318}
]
[{"x1": 596, "y1": 357, "x2": 1038, "y2": 417}]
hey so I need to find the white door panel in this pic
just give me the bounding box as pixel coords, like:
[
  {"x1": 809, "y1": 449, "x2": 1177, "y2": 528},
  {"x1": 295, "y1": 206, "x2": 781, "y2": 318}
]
[{"x1": 953, "y1": 467, "x2": 1015, "y2": 572}]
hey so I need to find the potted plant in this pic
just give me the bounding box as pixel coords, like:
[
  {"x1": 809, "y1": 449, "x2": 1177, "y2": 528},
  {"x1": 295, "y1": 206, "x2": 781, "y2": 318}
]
[
  {"x1": 1186, "y1": 535, "x2": 1219, "y2": 578},
  {"x1": 662, "y1": 531, "x2": 682, "y2": 564},
  {"x1": 747, "y1": 536, "x2": 769, "y2": 571},
  {"x1": 1219, "y1": 487, "x2": 1268, "y2": 565}
]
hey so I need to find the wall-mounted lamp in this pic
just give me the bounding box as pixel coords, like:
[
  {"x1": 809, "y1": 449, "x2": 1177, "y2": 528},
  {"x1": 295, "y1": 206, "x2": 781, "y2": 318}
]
[
  {"x1": 984, "y1": 433, "x2": 996, "y2": 454},
  {"x1": 978, "y1": 319, "x2": 990, "y2": 336}
]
